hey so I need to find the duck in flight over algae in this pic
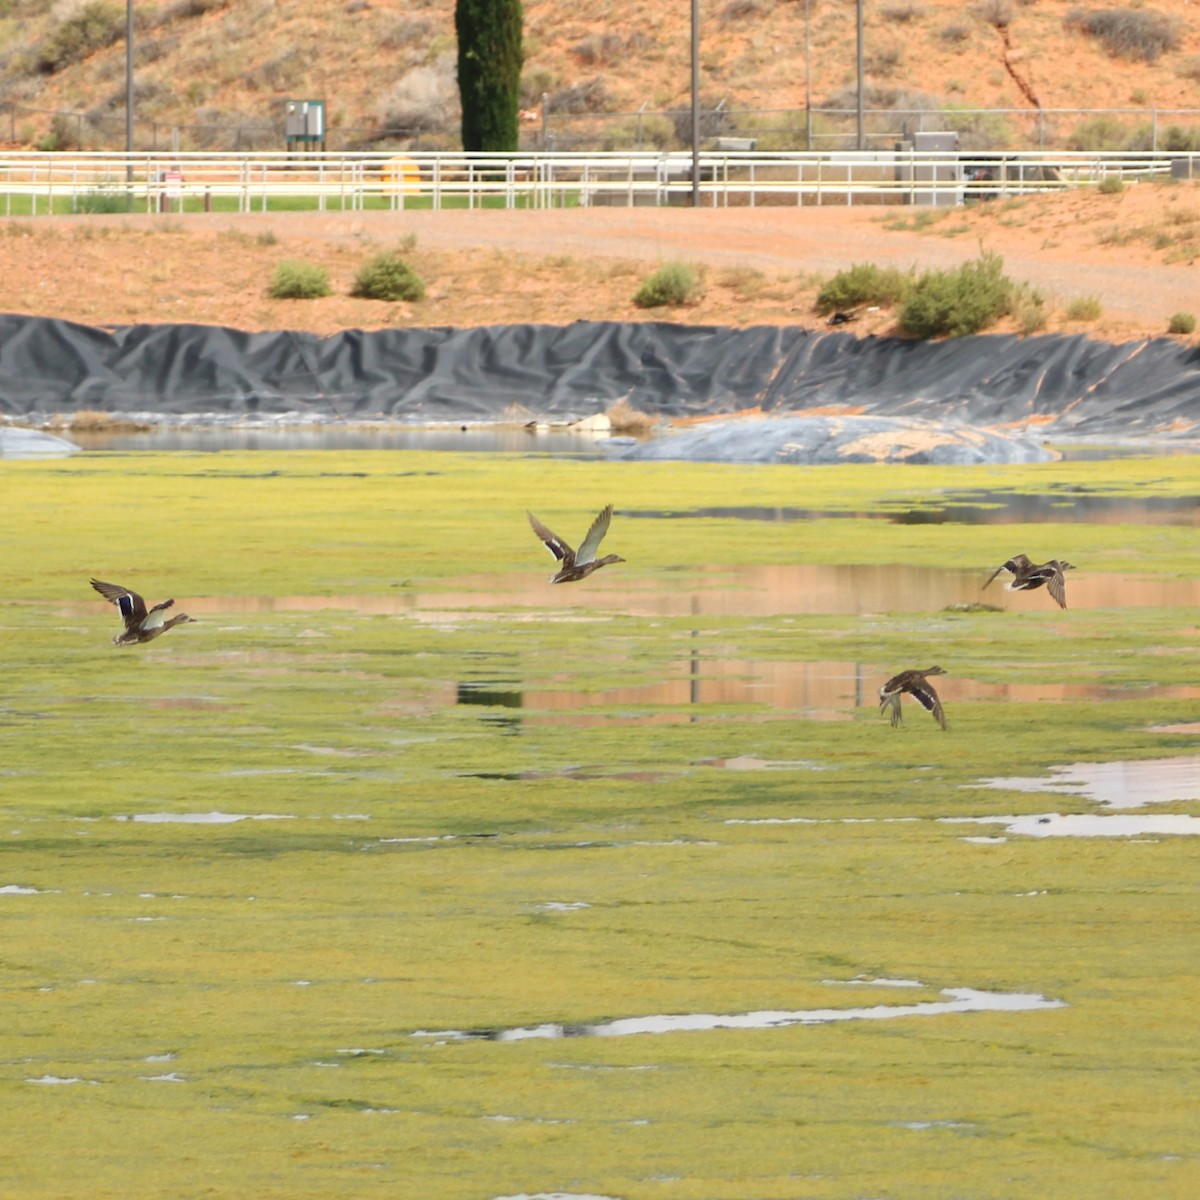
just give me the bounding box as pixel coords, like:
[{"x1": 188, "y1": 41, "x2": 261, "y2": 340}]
[
  {"x1": 527, "y1": 503, "x2": 625, "y2": 584},
  {"x1": 90, "y1": 578, "x2": 196, "y2": 646}
]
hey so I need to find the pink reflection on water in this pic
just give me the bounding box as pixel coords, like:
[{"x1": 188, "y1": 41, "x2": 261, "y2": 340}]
[{"x1": 128, "y1": 564, "x2": 1200, "y2": 619}]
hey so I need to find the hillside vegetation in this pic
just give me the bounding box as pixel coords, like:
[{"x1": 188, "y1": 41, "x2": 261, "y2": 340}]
[{"x1": 1, "y1": 0, "x2": 1199, "y2": 152}]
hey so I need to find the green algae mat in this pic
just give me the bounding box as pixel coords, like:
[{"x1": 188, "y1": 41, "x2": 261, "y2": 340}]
[{"x1": 2, "y1": 449, "x2": 1198, "y2": 1199}]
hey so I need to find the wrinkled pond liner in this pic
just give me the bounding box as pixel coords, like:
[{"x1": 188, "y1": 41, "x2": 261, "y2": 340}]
[{"x1": 2, "y1": 318, "x2": 1197, "y2": 441}]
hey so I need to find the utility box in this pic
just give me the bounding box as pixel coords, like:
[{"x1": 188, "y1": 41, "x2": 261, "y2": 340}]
[
  {"x1": 897, "y1": 130, "x2": 962, "y2": 206},
  {"x1": 285, "y1": 99, "x2": 326, "y2": 150}
]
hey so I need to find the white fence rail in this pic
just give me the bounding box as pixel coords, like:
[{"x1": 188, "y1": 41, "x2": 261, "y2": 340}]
[{"x1": 0, "y1": 150, "x2": 1195, "y2": 214}]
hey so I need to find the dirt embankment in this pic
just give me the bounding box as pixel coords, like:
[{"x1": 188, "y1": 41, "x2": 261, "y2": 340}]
[{"x1": 1, "y1": 181, "x2": 1196, "y2": 344}]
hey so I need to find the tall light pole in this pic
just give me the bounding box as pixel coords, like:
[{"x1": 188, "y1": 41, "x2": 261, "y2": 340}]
[
  {"x1": 690, "y1": 0, "x2": 700, "y2": 206},
  {"x1": 804, "y1": 0, "x2": 812, "y2": 149},
  {"x1": 125, "y1": 0, "x2": 134, "y2": 176},
  {"x1": 856, "y1": 0, "x2": 864, "y2": 151}
]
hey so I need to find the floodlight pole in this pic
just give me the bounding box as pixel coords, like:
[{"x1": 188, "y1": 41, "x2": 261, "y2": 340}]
[
  {"x1": 125, "y1": 0, "x2": 134, "y2": 179},
  {"x1": 804, "y1": 0, "x2": 812, "y2": 148},
  {"x1": 855, "y1": 0, "x2": 865, "y2": 151},
  {"x1": 690, "y1": 0, "x2": 700, "y2": 206}
]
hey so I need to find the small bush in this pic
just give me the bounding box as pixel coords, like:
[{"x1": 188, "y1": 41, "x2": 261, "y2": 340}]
[
  {"x1": 35, "y1": 113, "x2": 82, "y2": 152},
  {"x1": 1162, "y1": 125, "x2": 1200, "y2": 153},
  {"x1": 815, "y1": 262, "x2": 910, "y2": 314},
  {"x1": 1012, "y1": 284, "x2": 1048, "y2": 335},
  {"x1": 377, "y1": 57, "x2": 459, "y2": 137},
  {"x1": 1065, "y1": 296, "x2": 1103, "y2": 321},
  {"x1": 572, "y1": 32, "x2": 625, "y2": 63},
  {"x1": 157, "y1": 0, "x2": 228, "y2": 20},
  {"x1": 1098, "y1": 173, "x2": 1125, "y2": 194},
  {"x1": 866, "y1": 46, "x2": 904, "y2": 77},
  {"x1": 1065, "y1": 8, "x2": 1180, "y2": 63},
  {"x1": 605, "y1": 398, "x2": 657, "y2": 435},
  {"x1": 36, "y1": 1, "x2": 125, "y2": 74},
  {"x1": 350, "y1": 253, "x2": 425, "y2": 302},
  {"x1": 899, "y1": 250, "x2": 1013, "y2": 339},
  {"x1": 269, "y1": 260, "x2": 331, "y2": 300},
  {"x1": 633, "y1": 262, "x2": 702, "y2": 308},
  {"x1": 720, "y1": 0, "x2": 775, "y2": 20},
  {"x1": 1067, "y1": 115, "x2": 1131, "y2": 151},
  {"x1": 1167, "y1": 311, "x2": 1196, "y2": 335},
  {"x1": 75, "y1": 185, "x2": 134, "y2": 214},
  {"x1": 974, "y1": 0, "x2": 1013, "y2": 27},
  {"x1": 939, "y1": 22, "x2": 972, "y2": 43}
]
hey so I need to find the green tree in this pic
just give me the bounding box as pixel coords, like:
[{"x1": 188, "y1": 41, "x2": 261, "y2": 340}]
[{"x1": 455, "y1": 0, "x2": 523, "y2": 152}]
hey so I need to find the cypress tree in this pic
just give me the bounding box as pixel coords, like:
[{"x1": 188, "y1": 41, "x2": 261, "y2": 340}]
[{"x1": 455, "y1": 0, "x2": 524, "y2": 153}]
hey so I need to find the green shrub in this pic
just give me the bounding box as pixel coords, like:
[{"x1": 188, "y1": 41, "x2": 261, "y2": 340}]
[
  {"x1": 1065, "y1": 296, "x2": 1103, "y2": 321},
  {"x1": 1097, "y1": 173, "x2": 1125, "y2": 194},
  {"x1": 350, "y1": 252, "x2": 425, "y2": 301},
  {"x1": 75, "y1": 186, "x2": 134, "y2": 214},
  {"x1": 632, "y1": 262, "x2": 702, "y2": 308},
  {"x1": 1067, "y1": 114, "x2": 1131, "y2": 151},
  {"x1": 815, "y1": 262, "x2": 910, "y2": 314},
  {"x1": 36, "y1": 1, "x2": 124, "y2": 74},
  {"x1": 899, "y1": 250, "x2": 1013, "y2": 338},
  {"x1": 35, "y1": 114, "x2": 80, "y2": 152},
  {"x1": 268, "y1": 260, "x2": 331, "y2": 300},
  {"x1": 1065, "y1": 7, "x2": 1180, "y2": 63},
  {"x1": 1167, "y1": 311, "x2": 1196, "y2": 335},
  {"x1": 1011, "y1": 282, "x2": 1047, "y2": 334},
  {"x1": 1162, "y1": 125, "x2": 1200, "y2": 152}
]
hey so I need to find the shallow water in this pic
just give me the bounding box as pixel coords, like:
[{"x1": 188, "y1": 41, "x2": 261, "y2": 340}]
[
  {"x1": 84, "y1": 564, "x2": 1200, "y2": 620},
  {"x1": 70, "y1": 426, "x2": 612, "y2": 456},
  {"x1": 455, "y1": 662, "x2": 1200, "y2": 728},
  {"x1": 631, "y1": 493, "x2": 1200, "y2": 527},
  {"x1": 413, "y1": 984, "x2": 1064, "y2": 1042},
  {"x1": 946, "y1": 813, "x2": 1200, "y2": 838},
  {"x1": 974, "y1": 756, "x2": 1200, "y2": 809}
]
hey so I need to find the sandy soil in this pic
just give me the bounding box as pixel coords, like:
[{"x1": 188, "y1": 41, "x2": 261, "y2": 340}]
[{"x1": 1, "y1": 180, "x2": 1196, "y2": 344}]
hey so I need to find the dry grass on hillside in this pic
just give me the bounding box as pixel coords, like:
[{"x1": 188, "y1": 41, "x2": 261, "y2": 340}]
[{"x1": 1, "y1": 1, "x2": 1200, "y2": 152}]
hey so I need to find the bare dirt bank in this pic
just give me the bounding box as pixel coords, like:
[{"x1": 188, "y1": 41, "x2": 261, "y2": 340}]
[{"x1": 2, "y1": 181, "x2": 1196, "y2": 344}]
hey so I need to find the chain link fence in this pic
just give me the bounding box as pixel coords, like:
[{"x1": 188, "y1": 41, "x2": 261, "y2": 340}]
[{"x1": 5, "y1": 100, "x2": 1200, "y2": 157}]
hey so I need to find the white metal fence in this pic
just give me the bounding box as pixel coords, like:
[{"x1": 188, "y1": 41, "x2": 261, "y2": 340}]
[{"x1": 0, "y1": 149, "x2": 1195, "y2": 215}]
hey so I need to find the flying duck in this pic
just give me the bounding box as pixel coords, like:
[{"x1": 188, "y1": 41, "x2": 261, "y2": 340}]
[
  {"x1": 879, "y1": 667, "x2": 947, "y2": 730},
  {"x1": 527, "y1": 504, "x2": 625, "y2": 584},
  {"x1": 983, "y1": 554, "x2": 1074, "y2": 609},
  {"x1": 90, "y1": 578, "x2": 196, "y2": 646}
]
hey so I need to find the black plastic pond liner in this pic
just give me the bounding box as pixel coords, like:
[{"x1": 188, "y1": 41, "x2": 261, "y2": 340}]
[{"x1": 1, "y1": 314, "x2": 1197, "y2": 437}]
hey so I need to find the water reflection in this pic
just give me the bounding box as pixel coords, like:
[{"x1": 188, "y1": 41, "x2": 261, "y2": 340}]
[
  {"x1": 974, "y1": 756, "x2": 1200, "y2": 809},
  {"x1": 159, "y1": 565, "x2": 1200, "y2": 619},
  {"x1": 456, "y1": 680, "x2": 523, "y2": 735},
  {"x1": 71, "y1": 426, "x2": 611, "y2": 456},
  {"x1": 946, "y1": 813, "x2": 1200, "y2": 838},
  {"x1": 446, "y1": 653, "x2": 1199, "y2": 732},
  {"x1": 630, "y1": 493, "x2": 1199, "y2": 527}
]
